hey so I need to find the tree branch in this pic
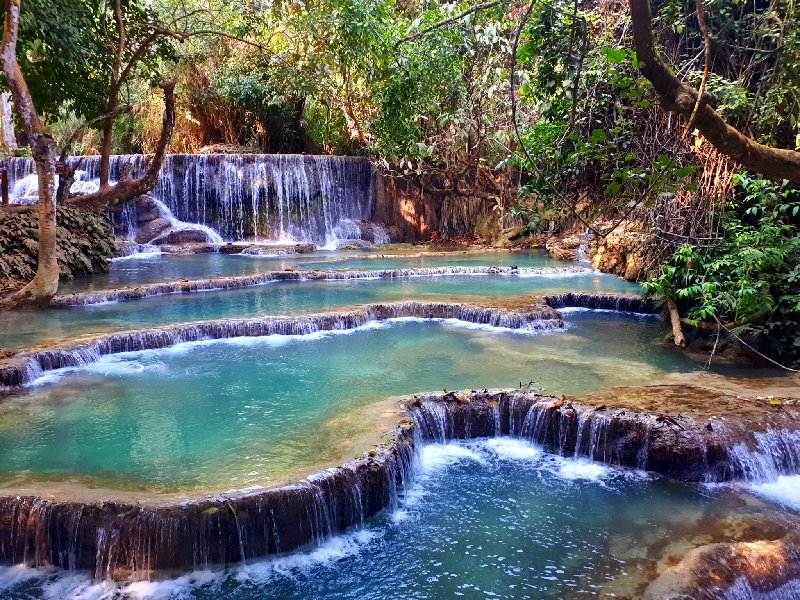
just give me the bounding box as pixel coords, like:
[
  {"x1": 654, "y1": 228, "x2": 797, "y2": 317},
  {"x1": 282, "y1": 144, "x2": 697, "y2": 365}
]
[
  {"x1": 68, "y1": 81, "x2": 176, "y2": 211},
  {"x1": 395, "y1": 1, "x2": 501, "y2": 47},
  {"x1": 683, "y1": 0, "x2": 711, "y2": 136},
  {"x1": 629, "y1": 0, "x2": 800, "y2": 183}
]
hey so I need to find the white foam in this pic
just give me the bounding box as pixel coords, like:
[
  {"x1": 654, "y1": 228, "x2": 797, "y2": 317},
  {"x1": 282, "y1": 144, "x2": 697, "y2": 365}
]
[
  {"x1": 40, "y1": 574, "x2": 118, "y2": 600},
  {"x1": 749, "y1": 475, "x2": 800, "y2": 511},
  {"x1": 439, "y1": 318, "x2": 558, "y2": 335},
  {"x1": 27, "y1": 356, "x2": 163, "y2": 387},
  {"x1": 555, "y1": 459, "x2": 610, "y2": 481},
  {"x1": 0, "y1": 564, "x2": 117, "y2": 600},
  {"x1": 234, "y1": 528, "x2": 378, "y2": 582},
  {"x1": 383, "y1": 316, "x2": 559, "y2": 336},
  {"x1": 419, "y1": 443, "x2": 486, "y2": 472},
  {"x1": 484, "y1": 437, "x2": 541, "y2": 460},
  {"x1": 0, "y1": 529, "x2": 379, "y2": 598},
  {"x1": 120, "y1": 571, "x2": 217, "y2": 600},
  {"x1": 0, "y1": 563, "x2": 53, "y2": 592},
  {"x1": 112, "y1": 248, "x2": 164, "y2": 261}
]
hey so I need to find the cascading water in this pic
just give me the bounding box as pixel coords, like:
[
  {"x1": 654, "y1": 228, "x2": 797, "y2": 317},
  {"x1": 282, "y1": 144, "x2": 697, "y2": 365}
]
[
  {"x1": 725, "y1": 429, "x2": 800, "y2": 512},
  {"x1": 1, "y1": 154, "x2": 380, "y2": 247}
]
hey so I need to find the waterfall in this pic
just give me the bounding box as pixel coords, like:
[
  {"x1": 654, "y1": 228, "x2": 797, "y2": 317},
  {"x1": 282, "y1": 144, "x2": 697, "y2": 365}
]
[
  {"x1": 543, "y1": 292, "x2": 658, "y2": 314},
  {"x1": 144, "y1": 197, "x2": 224, "y2": 245},
  {"x1": 407, "y1": 390, "x2": 800, "y2": 483},
  {"x1": 2, "y1": 388, "x2": 799, "y2": 580},
  {"x1": 0, "y1": 431, "x2": 418, "y2": 578},
  {"x1": 1, "y1": 154, "x2": 377, "y2": 247},
  {"x1": 726, "y1": 430, "x2": 800, "y2": 482}
]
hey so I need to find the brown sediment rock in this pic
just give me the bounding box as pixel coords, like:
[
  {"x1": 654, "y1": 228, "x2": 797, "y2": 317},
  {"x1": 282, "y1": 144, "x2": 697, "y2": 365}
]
[
  {"x1": 134, "y1": 216, "x2": 171, "y2": 244},
  {"x1": 150, "y1": 229, "x2": 216, "y2": 245},
  {"x1": 657, "y1": 371, "x2": 800, "y2": 403},
  {"x1": 589, "y1": 221, "x2": 653, "y2": 281},
  {"x1": 644, "y1": 532, "x2": 800, "y2": 600},
  {"x1": 546, "y1": 233, "x2": 583, "y2": 261}
]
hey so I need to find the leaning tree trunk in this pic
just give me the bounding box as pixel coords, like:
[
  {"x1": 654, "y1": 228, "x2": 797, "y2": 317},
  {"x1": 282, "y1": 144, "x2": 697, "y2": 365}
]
[
  {"x1": 2, "y1": 0, "x2": 61, "y2": 307},
  {"x1": 1, "y1": 91, "x2": 17, "y2": 154},
  {"x1": 628, "y1": 0, "x2": 800, "y2": 184}
]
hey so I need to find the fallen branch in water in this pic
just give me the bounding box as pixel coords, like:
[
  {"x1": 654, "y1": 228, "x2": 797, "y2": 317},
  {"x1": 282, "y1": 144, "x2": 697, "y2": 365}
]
[{"x1": 666, "y1": 299, "x2": 686, "y2": 347}]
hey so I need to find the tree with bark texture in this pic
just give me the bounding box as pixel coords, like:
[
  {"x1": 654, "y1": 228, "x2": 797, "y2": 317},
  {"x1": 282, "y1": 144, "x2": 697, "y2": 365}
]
[{"x1": 1, "y1": 0, "x2": 60, "y2": 306}]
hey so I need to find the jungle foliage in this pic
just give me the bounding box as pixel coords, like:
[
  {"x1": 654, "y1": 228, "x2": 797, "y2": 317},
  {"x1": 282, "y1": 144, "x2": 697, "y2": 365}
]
[
  {"x1": 644, "y1": 176, "x2": 800, "y2": 365},
  {"x1": 2, "y1": 0, "x2": 799, "y2": 359},
  {"x1": 0, "y1": 206, "x2": 115, "y2": 284}
]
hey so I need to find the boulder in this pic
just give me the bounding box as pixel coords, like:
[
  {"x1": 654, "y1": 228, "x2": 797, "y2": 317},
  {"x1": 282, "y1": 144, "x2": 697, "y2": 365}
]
[
  {"x1": 133, "y1": 217, "x2": 171, "y2": 244},
  {"x1": 151, "y1": 229, "x2": 215, "y2": 245}
]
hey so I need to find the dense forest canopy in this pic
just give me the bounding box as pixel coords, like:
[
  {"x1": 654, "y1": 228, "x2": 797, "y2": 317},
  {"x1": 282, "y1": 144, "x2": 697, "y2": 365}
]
[{"x1": 1, "y1": 0, "x2": 799, "y2": 364}]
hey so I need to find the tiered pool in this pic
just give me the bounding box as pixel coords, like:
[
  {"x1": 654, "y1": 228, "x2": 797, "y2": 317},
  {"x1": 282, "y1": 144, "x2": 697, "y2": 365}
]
[
  {"x1": 0, "y1": 250, "x2": 797, "y2": 600},
  {"x1": 1, "y1": 268, "x2": 638, "y2": 350},
  {"x1": 1, "y1": 438, "x2": 795, "y2": 600},
  {"x1": 0, "y1": 313, "x2": 692, "y2": 496},
  {"x1": 58, "y1": 249, "x2": 569, "y2": 294}
]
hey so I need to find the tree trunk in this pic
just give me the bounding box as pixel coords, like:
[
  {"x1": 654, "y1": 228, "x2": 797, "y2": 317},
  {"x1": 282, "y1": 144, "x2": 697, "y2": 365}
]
[
  {"x1": 667, "y1": 299, "x2": 686, "y2": 348},
  {"x1": 98, "y1": 97, "x2": 116, "y2": 189},
  {"x1": 2, "y1": 0, "x2": 60, "y2": 307},
  {"x1": 628, "y1": 0, "x2": 800, "y2": 184},
  {"x1": 18, "y1": 148, "x2": 60, "y2": 305},
  {"x1": 1, "y1": 91, "x2": 17, "y2": 154}
]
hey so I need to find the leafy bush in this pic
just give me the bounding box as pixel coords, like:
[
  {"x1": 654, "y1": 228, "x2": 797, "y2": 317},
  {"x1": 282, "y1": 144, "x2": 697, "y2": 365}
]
[
  {"x1": 643, "y1": 175, "x2": 800, "y2": 364},
  {"x1": 0, "y1": 206, "x2": 116, "y2": 284}
]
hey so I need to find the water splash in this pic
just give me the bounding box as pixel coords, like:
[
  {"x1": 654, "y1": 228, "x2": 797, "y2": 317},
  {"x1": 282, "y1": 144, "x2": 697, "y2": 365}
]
[{"x1": 727, "y1": 430, "x2": 800, "y2": 482}]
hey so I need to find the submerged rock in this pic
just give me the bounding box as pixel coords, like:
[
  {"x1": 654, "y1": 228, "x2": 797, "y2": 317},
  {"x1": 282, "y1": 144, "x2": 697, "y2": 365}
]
[{"x1": 644, "y1": 532, "x2": 800, "y2": 599}]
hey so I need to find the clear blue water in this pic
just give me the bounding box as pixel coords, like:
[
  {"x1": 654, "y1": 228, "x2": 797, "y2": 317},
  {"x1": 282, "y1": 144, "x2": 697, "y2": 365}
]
[
  {"x1": 0, "y1": 273, "x2": 640, "y2": 350},
  {"x1": 58, "y1": 250, "x2": 569, "y2": 293},
  {"x1": 0, "y1": 314, "x2": 690, "y2": 492},
  {"x1": 0, "y1": 438, "x2": 790, "y2": 600},
  {"x1": 3, "y1": 249, "x2": 788, "y2": 600}
]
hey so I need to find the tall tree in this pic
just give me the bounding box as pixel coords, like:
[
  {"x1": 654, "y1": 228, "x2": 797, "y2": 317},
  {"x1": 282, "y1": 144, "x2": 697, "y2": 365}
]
[{"x1": 1, "y1": 0, "x2": 60, "y2": 305}]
